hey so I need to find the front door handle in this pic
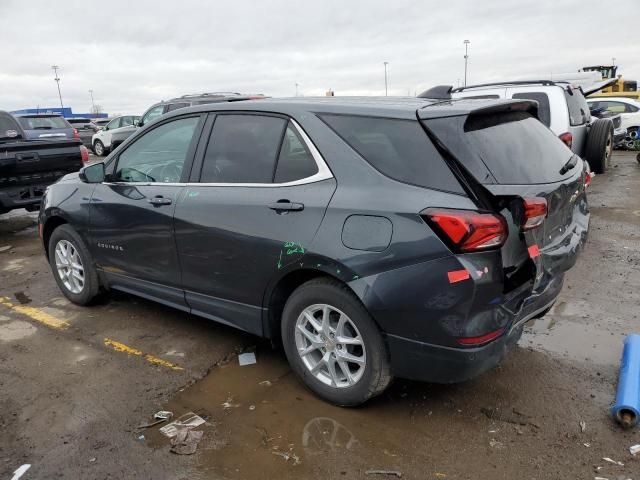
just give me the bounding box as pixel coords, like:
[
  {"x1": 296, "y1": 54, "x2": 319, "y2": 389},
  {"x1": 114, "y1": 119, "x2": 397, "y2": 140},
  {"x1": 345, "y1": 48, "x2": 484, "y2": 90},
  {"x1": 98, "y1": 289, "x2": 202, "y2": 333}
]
[
  {"x1": 148, "y1": 196, "x2": 172, "y2": 206},
  {"x1": 268, "y1": 201, "x2": 304, "y2": 213}
]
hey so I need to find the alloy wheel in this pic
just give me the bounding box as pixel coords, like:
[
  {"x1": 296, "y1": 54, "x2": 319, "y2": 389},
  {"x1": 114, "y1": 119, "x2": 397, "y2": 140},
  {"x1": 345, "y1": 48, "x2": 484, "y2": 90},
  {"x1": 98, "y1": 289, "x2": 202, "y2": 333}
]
[
  {"x1": 94, "y1": 141, "x2": 103, "y2": 156},
  {"x1": 54, "y1": 239, "x2": 85, "y2": 294},
  {"x1": 294, "y1": 304, "x2": 366, "y2": 388}
]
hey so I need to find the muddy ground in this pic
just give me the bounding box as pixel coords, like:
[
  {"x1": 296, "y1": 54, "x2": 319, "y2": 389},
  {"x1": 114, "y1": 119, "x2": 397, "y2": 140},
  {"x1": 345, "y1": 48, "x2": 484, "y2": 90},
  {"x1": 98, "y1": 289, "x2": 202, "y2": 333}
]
[{"x1": 1, "y1": 151, "x2": 639, "y2": 479}]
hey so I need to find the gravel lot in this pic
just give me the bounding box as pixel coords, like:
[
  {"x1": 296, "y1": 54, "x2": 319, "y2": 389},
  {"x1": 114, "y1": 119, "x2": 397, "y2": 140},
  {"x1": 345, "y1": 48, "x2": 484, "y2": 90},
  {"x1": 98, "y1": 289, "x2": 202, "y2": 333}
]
[{"x1": 1, "y1": 151, "x2": 639, "y2": 479}]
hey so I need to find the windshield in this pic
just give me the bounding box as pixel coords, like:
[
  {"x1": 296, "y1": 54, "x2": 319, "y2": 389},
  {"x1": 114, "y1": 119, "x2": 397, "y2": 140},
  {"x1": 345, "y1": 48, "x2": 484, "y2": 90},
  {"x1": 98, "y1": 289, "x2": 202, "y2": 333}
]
[{"x1": 18, "y1": 116, "x2": 70, "y2": 130}]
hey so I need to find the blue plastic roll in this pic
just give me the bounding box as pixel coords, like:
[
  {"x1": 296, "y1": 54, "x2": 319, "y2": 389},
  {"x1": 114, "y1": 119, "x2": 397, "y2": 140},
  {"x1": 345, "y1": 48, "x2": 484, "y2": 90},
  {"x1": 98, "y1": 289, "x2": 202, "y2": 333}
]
[{"x1": 611, "y1": 334, "x2": 640, "y2": 428}]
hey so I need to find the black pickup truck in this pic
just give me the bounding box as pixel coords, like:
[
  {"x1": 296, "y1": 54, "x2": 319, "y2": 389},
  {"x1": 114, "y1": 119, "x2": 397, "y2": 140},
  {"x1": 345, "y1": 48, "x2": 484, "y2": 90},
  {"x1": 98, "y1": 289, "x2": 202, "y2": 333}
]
[{"x1": 0, "y1": 110, "x2": 87, "y2": 215}]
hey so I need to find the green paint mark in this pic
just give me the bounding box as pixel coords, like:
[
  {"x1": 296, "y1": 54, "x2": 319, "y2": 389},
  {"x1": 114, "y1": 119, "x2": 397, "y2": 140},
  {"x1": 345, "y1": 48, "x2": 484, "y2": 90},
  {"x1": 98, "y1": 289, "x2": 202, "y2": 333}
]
[
  {"x1": 277, "y1": 251, "x2": 283, "y2": 270},
  {"x1": 352, "y1": 275, "x2": 360, "y2": 280},
  {"x1": 316, "y1": 264, "x2": 321, "y2": 268},
  {"x1": 187, "y1": 191, "x2": 199, "y2": 198},
  {"x1": 336, "y1": 269, "x2": 341, "y2": 274},
  {"x1": 283, "y1": 241, "x2": 305, "y2": 255}
]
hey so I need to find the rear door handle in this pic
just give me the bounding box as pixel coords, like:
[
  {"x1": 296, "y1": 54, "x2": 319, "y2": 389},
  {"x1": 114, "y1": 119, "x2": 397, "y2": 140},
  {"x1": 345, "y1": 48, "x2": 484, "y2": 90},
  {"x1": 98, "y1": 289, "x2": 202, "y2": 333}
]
[
  {"x1": 148, "y1": 196, "x2": 172, "y2": 206},
  {"x1": 268, "y1": 201, "x2": 304, "y2": 212}
]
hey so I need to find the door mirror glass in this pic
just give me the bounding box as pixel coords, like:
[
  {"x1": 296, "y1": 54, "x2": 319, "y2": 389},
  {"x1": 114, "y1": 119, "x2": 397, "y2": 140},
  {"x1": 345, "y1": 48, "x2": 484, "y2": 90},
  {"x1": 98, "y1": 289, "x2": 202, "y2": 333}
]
[{"x1": 79, "y1": 162, "x2": 105, "y2": 183}]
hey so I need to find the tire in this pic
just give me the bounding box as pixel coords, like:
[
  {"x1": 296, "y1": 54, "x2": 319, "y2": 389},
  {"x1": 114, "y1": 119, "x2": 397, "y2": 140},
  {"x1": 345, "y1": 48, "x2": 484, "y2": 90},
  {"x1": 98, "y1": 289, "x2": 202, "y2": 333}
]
[
  {"x1": 48, "y1": 224, "x2": 100, "y2": 306},
  {"x1": 281, "y1": 278, "x2": 392, "y2": 406},
  {"x1": 585, "y1": 118, "x2": 613, "y2": 174},
  {"x1": 93, "y1": 140, "x2": 108, "y2": 156}
]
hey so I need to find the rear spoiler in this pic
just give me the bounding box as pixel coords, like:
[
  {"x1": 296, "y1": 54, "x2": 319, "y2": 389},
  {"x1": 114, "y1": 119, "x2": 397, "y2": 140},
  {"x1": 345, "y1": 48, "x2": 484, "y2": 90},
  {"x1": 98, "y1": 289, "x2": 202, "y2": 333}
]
[{"x1": 417, "y1": 98, "x2": 540, "y2": 123}]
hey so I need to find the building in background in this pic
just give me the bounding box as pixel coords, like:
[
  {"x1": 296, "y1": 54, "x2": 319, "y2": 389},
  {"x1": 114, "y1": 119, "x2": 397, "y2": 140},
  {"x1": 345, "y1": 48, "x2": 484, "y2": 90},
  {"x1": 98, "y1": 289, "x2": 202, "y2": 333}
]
[{"x1": 10, "y1": 107, "x2": 108, "y2": 119}]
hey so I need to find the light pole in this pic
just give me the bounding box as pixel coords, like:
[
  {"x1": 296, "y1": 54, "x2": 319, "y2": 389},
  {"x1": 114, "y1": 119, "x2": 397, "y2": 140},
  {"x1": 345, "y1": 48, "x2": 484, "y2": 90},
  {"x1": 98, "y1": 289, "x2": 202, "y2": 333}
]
[
  {"x1": 51, "y1": 65, "x2": 64, "y2": 111},
  {"x1": 89, "y1": 89, "x2": 96, "y2": 113},
  {"x1": 463, "y1": 40, "x2": 470, "y2": 87},
  {"x1": 383, "y1": 61, "x2": 389, "y2": 96},
  {"x1": 295, "y1": 83, "x2": 299, "y2": 97},
  {"x1": 612, "y1": 57, "x2": 616, "y2": 66}
]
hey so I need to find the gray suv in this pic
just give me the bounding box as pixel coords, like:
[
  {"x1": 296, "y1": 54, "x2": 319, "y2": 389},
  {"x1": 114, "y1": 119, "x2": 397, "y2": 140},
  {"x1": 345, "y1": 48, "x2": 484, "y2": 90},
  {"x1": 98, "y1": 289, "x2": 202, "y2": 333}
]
[{"x1": 111, "y1": 92, "x2": 266, "y2": 150}]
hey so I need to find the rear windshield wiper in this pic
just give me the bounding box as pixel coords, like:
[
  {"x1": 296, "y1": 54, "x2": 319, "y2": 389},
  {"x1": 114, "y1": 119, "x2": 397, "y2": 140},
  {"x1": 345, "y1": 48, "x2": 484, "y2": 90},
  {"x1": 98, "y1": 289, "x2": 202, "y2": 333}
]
[
  {"x1": 33, "y1": 126, "x2": 53, "y2": 130},
  {"x1": 559, "y1": 155, "x2": 578, "y2": 175}
]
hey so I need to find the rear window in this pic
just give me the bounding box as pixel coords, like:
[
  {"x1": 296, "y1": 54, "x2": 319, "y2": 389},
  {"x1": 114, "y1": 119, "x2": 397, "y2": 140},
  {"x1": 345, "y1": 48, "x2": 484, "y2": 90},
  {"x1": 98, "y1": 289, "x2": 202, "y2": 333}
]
[
  {"x1": 18, "y1": 116, "x2": 69, "y2": 130},
  {"x1": 512, "y1": 92, "x2": 551, "y2": 127},
  {"x1": 564, "y1": 89, "x2": 590, "y2": 126},
  {"x1": 319, "y1": 114, "x2": 464, "y2": 194},
  {"x1": 426, "y1": 111, "x2": 574, "y2": 185}
]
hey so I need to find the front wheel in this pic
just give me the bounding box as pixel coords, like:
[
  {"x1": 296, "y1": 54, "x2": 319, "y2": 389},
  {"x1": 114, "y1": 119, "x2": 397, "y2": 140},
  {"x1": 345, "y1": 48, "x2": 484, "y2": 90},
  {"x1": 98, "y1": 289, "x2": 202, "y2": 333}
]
[
  {"x1": 281, "y1": 278, "x2": 392, "y2": 406},
  {"x1": 48, "y1": 225, "x2": 100, "y2": 305},
  {"x1": 93, "y1": 140, "x2": 108, "y2": 156}
]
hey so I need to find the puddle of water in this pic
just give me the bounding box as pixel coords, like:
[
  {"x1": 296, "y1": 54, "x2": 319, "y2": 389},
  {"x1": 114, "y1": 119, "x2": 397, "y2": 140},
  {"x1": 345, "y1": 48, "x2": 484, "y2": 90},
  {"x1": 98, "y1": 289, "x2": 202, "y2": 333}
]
[{"x1": 0, "y1": 320, "x2": 37, "y2": 341}]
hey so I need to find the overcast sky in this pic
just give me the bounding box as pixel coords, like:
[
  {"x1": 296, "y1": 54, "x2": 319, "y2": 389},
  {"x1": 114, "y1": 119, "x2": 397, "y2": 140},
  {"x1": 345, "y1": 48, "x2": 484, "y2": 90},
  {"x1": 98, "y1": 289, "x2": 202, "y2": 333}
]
[{"x1": 1, "y1": 0, "x2": 637, "y2": 115}]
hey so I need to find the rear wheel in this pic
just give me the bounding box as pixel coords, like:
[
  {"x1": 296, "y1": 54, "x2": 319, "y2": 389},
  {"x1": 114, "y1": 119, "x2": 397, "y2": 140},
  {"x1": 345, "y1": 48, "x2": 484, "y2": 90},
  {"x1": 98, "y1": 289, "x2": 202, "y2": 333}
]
[
  {"x1": 93, "y1": 140, "x2": 108, "y2": 156},
  {"x1": 281, "y1": 278, "x2": 392, "y2": 406},
  {"x1": 585, "y1": 118, "x2": 613, "y2": 174},
  {"x1": 48, "y1": 225, "x2": 100, "y2": 305}
]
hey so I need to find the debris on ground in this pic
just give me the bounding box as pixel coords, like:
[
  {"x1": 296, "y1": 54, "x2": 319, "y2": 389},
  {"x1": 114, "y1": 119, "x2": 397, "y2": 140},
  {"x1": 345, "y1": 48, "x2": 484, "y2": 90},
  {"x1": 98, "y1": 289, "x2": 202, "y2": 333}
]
[
  {"x1": 364, "y1": 470, "x2": 402, "y2": 478},
  {"x1": 170, "y1": 427, "x2": 204, "y2": 455},
  {"x1": 137, "y1": 435, "x2": 145, "y2": 442},
  {"x1": 221, "y1": 394, "x2": 241, "y2": 409},
  {"x1": 258, "y1": 380, "x2": 272, "y2": 387},
  {"x1": 10, "y1": 464, "x2": 30, "y2": 480},
  {"x1": 0, "y1": 245, "x2": 12, "y2": 253},
  {"x1": 159, "y1": 412, "x2": 206, "y2": 438},
  {"x1": 630, "y1": 444, "x2": 640, "y2": 455},
  {"x1": 601, "y1": 457, "x2": 624, "y2": 466},
  {"x1": 579, "y1": 420, "x2": 586, "y2": 432},
  {"x1": 154, "y1": 410, "x2": 173, "y2": 420},
  {"x1": 238, "y1": 352, "x2": 257, "y2": 366},
  {"x1": 489, "y1": 439, "x2": 504, "y2": 449},
  {"x1": 271, "y1": 448, "x2": 301, "y2": 465}
]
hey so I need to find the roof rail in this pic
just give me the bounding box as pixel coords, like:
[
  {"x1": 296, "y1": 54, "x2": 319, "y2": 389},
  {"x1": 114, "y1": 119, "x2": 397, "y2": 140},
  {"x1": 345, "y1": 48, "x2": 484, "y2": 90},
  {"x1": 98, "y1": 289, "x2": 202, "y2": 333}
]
[
  {"x1": 417, "y1": 85, "x2": 453, "y2": 100},
  {"x1": 178, "y1": 92, "x2": 242, "y2": 98},
  {"x1": 451, "y1": 80, "x2": 557, "y2": 92}
]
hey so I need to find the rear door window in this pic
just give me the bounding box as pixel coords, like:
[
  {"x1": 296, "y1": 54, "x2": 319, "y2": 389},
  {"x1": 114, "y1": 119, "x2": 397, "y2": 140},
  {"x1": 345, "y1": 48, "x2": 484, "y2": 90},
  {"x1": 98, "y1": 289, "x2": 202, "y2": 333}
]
[
  {"x1": 319, "y1": 114, "x2": 464, "y2": 194},
  {"x1": 200, "y1": 114, "x2": 286, "y2": 183},
  {"x1": 512, "y1": 92, "x2": 551, "y2": 127},
  {"x1": 564, "y1": 89, "x2": 590, "y2": 126}
]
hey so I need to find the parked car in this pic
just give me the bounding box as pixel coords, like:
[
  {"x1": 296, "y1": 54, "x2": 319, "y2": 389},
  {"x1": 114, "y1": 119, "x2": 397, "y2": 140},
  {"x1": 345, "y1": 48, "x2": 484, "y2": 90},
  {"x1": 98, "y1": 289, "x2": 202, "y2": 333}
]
[
  {"x1": 442, "y1": 80, "x2": 614, "y2": 174},
  {"x1": 93, "y1": 119, "x2": 110, "y2": 129},
  {"x1": 586, "y1": 97, "x2": 640, "y2": 150},
  {"x1": 0, "y1": 110, "x2": 88, "y2": 215},
  {"x1": 67, "y1": 117, "x2": 98, "y2": 149},
  {"x1": 39, "y1": 97, "x2": 589, "y2": 405},
  {"x1": 91, "y1": 115, "x2": 139, "y2": 156},
  {"x1": 112, "y1": 92, "x2": 267, "y2": 147},
  {"x1": 14, "y1": 114, "x2": 80, "y2": 142}
]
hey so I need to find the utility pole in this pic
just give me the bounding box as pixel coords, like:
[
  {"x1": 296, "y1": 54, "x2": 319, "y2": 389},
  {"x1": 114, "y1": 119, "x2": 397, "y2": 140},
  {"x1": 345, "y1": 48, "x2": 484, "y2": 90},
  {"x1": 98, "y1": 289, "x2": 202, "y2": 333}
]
[
  {"x1": 612, "y1": 57, "x2": 616, "y2": 66},
  {"x1": 51, "y1": 65, "x2": 64, "y2": 111},
  {"x1": 295, "y1": 83, "x2": 299, "y2": 97},
  {"x1": 463, "y1": 40, "x2": 470, "y2": 87},
  {"x1": 89, "y1": 89, "x2": 96, "y2": 113},
  {"x1": 383, "y1": 61, "x2": 389, "y2": 96}
]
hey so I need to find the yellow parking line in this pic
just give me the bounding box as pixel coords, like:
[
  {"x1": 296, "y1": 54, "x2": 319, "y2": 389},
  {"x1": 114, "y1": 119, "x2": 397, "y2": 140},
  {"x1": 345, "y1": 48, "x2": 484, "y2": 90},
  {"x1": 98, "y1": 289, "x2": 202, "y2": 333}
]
[
  {"x1": 104, "y1": 338, "x2": 183, "y2": 371},
  {"x1": 0, "y1": 296, "x2": 70, "y2": 330}
]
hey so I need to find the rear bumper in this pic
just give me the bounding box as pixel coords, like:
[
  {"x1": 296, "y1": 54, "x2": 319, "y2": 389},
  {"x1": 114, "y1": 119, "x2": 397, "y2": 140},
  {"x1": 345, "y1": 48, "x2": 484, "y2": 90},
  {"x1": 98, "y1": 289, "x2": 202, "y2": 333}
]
[
  {"x1": 385, "y1": 274, "x2": 562, "y2": 383},
  {"x1": 0, "y1": 184, "x2": 49, "y2": 212}
]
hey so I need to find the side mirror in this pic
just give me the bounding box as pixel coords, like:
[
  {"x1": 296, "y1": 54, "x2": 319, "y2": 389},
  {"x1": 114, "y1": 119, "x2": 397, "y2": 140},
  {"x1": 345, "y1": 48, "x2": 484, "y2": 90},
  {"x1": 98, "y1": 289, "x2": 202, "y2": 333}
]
[{"x1": 79, "y1": 162, "x2": 105, "y2": 183}]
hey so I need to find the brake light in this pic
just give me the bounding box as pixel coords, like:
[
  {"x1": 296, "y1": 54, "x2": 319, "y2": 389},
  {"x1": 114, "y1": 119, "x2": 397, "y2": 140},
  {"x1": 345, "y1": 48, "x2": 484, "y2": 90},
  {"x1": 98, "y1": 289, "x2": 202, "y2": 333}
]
[
  {"x1": 422, "y1": 208, "x2": 507, "y2": 252},
  {"x1": 584, "y1": 170, "x2": 594, "y2": 188},
  {"x1": 80, "y1": 145, "x2": 89, "y2": 163},
  {"x1": 73, "y1": 128, "x2": 80, "y2": 139},
  {"x1": 522, "y1": 197, "x2": 547, "y2": 231},
  {"x1": 559, "y1": 132, "x2": 572, "y2": 148},
  {"x1": 457, "y1": 327, "x2": 505, "y2": 346}
]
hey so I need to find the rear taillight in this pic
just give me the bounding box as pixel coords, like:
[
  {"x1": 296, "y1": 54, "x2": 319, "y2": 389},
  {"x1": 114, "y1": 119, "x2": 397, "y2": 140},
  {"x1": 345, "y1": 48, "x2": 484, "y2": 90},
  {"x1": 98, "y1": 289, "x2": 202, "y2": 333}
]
[
  {"x1": 584, "y1": 170, "x2": 594, "y2": 188},
  {"x1": 559, "y1": 132, "x2": 573, "y2": 148},
  {"x1": 422, "y1": 208, "x2": 508, "y2": 252},
  {"x1": 522, "y1": 197, "x2": 547, "y2": 231},
  {"x1": 80, "y1": 145, "x2": 89, "y2": 163},
  {"x1": 73, "y1": 128, "x2": 80, "y2": 139}
]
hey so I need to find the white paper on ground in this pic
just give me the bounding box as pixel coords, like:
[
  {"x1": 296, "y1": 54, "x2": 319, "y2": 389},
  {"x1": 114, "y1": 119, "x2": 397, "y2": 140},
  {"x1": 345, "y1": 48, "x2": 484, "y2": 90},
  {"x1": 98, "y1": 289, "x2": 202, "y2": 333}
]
[{"x1": 159, "y1": 412, "x2": 206, "y2": 438}]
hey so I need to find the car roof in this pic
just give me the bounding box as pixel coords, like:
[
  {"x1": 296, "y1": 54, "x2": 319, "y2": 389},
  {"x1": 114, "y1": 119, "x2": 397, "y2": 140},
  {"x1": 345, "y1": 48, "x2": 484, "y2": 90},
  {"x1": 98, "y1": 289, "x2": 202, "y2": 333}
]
[
  {"x1": 155, "y1": 96, "x2": 538, "y2": 121},
  {"x1": 452, "y1": 80, "x2": 571, "y2": 93}
]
